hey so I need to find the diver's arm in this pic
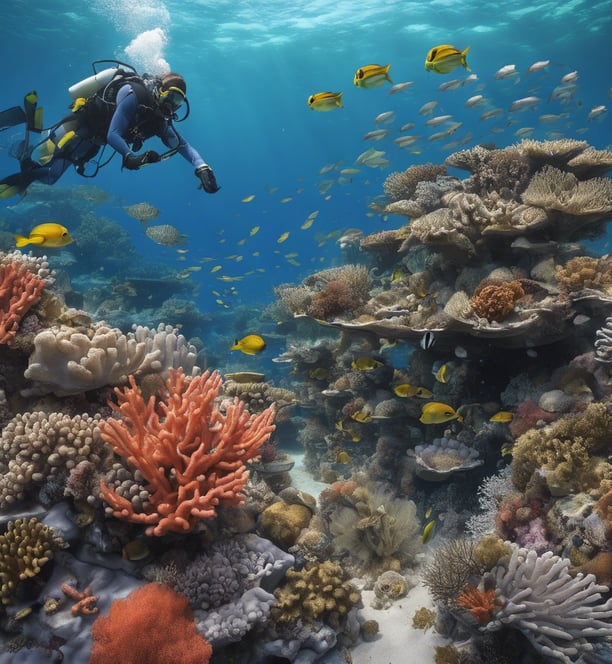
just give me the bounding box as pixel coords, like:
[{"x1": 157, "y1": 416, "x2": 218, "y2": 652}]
[
  {"x1": 106, "y1": 86, "x2": 137, "y2": 157},
  {"x1": 161, "y1": 124, "x2": 206, "y2": 169}
]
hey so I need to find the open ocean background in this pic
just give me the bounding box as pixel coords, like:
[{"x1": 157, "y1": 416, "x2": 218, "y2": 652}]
[{"x1": 1, "y1": 0, "x2": 610, "y2": 373}]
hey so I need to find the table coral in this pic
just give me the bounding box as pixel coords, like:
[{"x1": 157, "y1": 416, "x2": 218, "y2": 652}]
[{"x1": 99, "y1": 368, "x2": 276, "y2": 536}]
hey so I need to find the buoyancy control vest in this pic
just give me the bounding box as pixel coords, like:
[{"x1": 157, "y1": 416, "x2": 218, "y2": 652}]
[{"x1": 70, "y1": 70, "x2": 167, "y2": 149}]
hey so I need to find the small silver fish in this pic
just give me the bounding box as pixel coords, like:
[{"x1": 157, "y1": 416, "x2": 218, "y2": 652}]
[{"x1": 420, "y1": 331, "x2": 436, "y2": 350}]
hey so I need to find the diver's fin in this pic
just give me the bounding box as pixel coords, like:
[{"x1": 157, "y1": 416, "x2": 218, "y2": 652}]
[
  {"x1": 0, "y1": 105, "x2": 26, "y2": 131},
  {"x1": 23, "y1": 91, "x2": 43, "y2": 132},
  {"x1": 0, "y1": 172, "x2": 33, "y2": 199}
]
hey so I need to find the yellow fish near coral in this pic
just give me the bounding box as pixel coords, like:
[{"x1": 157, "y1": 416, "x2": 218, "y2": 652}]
[
  {"x1": 308, "y1": 91, "x2": 344, "y2": 111},
  {"x1": 422, "y1": 520, "x2": 436, "y2": 544},
  {"x1": 354, "y1": 64, "x2": 393, "y2": 88},
  {"x1": 425, "y1": 45, "x2": 471, "y2": 74},
  {"x1": 351, "y1": 410, "x2": 373, "y2": 423},
  {"x1": 351, "y1": 356, "x2": 384, "y2": 371},
  {"x1": 419, "y1": 402, "x2": 464, "y2": 424},
  {"x1": 489, "y1": 411, "x2": 514, "y2": 423},
  {"x1": 14, "y1": 222, "x2": 73, "y2": 248},
  {"x1": 335, "y1": 450, "x2": 352, "y2": 464},
  {"x1": 230, "y1": 334, "x2": 266, "y2": 355},
  {"x1": 393, "y1": 383, "x2": 420, "y2": 398}
]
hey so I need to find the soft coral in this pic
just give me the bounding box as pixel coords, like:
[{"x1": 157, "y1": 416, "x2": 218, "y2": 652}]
[{"x1": 89, "y1": 583, "x2": 212, "y2": 664}]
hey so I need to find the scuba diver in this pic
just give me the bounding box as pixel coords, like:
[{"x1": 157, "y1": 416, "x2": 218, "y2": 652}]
[{"x1": 0, "y1": 61, "x2": 219, "y2": 199}]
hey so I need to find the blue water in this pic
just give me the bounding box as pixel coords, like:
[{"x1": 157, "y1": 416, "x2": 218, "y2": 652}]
[{"x1": 1, "y1": 1, "x2": 611, "y2": 370}]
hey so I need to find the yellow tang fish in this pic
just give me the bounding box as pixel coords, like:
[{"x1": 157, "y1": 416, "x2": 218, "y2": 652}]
[
  {"x1": 242, "y1": 194, "x2": 255, "y2": 203},
  {"x1": 354, "y1": 64, "x2": 393, "y2": 88},
  {"x1": 489, "y1": 411, "x2": 514, "y2": 423},
  {"x1": 250, "y1": 225, "x2": 260, "y2": 236},
  {"x1": 309, "y1": 367, "x2": 329, "y2": 380},
  {"x1": 308, "y1": 91, "x2": 344, "y2": 111},
  {"x1": 277, "y1": 232, "x2": 290, "y2": 243},
  {"x1": 421, "y1": 520, "x2": 436, "y2": 544},
  {"x1": 433, "y1": 363, "x2": 449, "y2": 384},
  {"x1": 393, "y1": 383, "x2": 419, "y2": 398},
  {"x1": 335, "y1": 450, "x2": 352, "y2": 464},
  {"x1": 425, "y1": 45, "x2": 471, "y2": 75},
  {"x1": 351, "y1": 410, "x2": 372, "y2": 423},
  {"x1": 414, "y1": 386, "x2": 433, "y2": 399},
  {"x1": 351, "y1": 356, "x2": 384, "y2": 371},
  {"x1": 14, "y1": 222, "x2": 73, "y2": 248},
  {"x1": 419, "y1": 402, "x2": 463, "y2": 424},
  {"x1": 210, "y1": 265, "x2": 223, "y2": 273},
  {"x1": 230, "y1": 334, "x2": 266, "y2": 355},
  {"x1": 301, "y1": 218, "x2": 315, "y2": 230}
]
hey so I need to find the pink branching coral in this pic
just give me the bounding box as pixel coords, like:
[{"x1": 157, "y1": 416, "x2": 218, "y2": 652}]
[
  {"x1": 0, "y1": 261, "x2": 45, "y2": 344},
  {"x1": 99, "y1": 368, "x2": 276, "y2": 536}
]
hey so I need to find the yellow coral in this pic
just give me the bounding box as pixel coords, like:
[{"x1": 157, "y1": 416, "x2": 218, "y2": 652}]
[{"x1": 555, "y1": 256, "x2": 612, "y2": 295}]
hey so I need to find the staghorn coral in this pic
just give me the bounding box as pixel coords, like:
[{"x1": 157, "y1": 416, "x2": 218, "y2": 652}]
[
  {"x1": 469, "y1": 280, "x2": 526, "y2": 322},
  {"x1": 90, "y1": 583, "x2": 213, "y2": 664},
  {"x1": 421, "y1": 538, "x2": 483, "y2": 604},
  {"x1": 383, "y1": 163, "x2": 448, "y2": 202},
  {"x1": 272, "y1": 560, "x2": 361, "y2": 626},
  {"x1": 522, "y1": 165, "x2": 612, "y2": 216},
  {"x1": 100, "y1": 369, "x2": 276, "y2": 536},
  {"x1": 0, "y1": 411, "x2": 108, "y2": 509},
  {"x1": 511, "y1": 402, "x2": 612, "y2": 495},
  {"x1": 0, "y1": 261, "x2": 46, "y2": 345},
  {"x1": 484, "y1": 544, "x2": 612, "y2": 663},
  {"x1": 0, "y1": 517, "x2": 64, "y2": 605},
  {"x1": 555, "y1": 255, "x2": 612, "y2": 295}
]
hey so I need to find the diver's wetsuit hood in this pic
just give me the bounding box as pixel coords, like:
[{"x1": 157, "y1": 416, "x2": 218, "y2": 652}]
[{"x1": 143, "y1": 75, "x2": 190, "y2": 122}]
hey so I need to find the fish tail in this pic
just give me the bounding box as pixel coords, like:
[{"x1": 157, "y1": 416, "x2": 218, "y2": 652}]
[
  {"x1": 337, "y1": 95, "x2": 344, "y2": 108},
  {"x1": 14, "y1": 234, "x2": 30, "y2": 247},
  {"x1": 457, "y1": 415, "x2": 464, "y2": 423},
  {"x1": 462, "y1": 46, "x2": 471, "y2": 72}
]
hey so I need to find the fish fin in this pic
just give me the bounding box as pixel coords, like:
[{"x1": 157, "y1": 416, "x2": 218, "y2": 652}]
[
  {"x1": 462, "y1": 46, "x2": 471, "y2": 72},
  {"x1": 13, "y1": 234, "x2": 31, "y2": 247}
]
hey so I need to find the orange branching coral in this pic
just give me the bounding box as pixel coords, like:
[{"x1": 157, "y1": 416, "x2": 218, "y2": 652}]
[
  {"x1": 456, "y1": 585, "x2": 501, "y2": 624},
  {"x1": 0, "y1": 262, "x2": 45, "y2": 344},
  {"x1": 61, "y1": 583, "x2": 99, "y2": 616},
  {"x1": 99, "y1": 368, "x2": 276, "y2": 536},
  {"x1": 469, "y1": 280, "x2": 525, "y2": 322}
]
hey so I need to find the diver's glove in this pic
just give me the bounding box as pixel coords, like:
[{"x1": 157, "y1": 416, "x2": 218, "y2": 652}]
[
  {"x1": 195, "y1": 164, "x2": 220, "y2": 193},
  {"x1": 122, "y1": 150, "x2": 161, "y2": 170}
]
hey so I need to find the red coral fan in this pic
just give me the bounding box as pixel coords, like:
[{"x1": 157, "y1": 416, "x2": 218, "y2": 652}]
[
  {"x1": 90, "y1": 583, "x2": 212, "y2": 664},
  {"x1": 0, "y1": 262, "x2": 45, "y2": 344},
  {"x1": 307, "y1": 279, "x2": 354, "y2": 320},
  {"x1": 469, "y1": 280, "x2": 525, "y2": 322},
  {"x1": 508, "y1": 400, "x2": 558, "y2": 437},
  {"x1": 456, "y1": 585, "x2": 501, "y2": 624}
]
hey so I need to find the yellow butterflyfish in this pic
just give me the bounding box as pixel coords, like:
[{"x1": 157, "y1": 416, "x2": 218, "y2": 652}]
[
  {"x1": 230, "y1": 334, "x2": 266, "y2": 355},
  {"x1": 425, "y1": 45, "x2": 471, "y2": 75},
  {"x1": 419, "y1": 402, "x2": 463, "y2": 424},
  {"x1": 421, "y1": 520, "x2": 436, "y2": 544},
  {"x1": 489, "y1": 411, "x2": 514, "y2": 423},
  {"x1": 301, "y1": 218, "x2": 315, "y2": 230},
  {"x1": 242, "y1": 194, "x2": 256, "y2": 203},
  {"x1": 307, "y1": 91, "x2": 344, "y2": 112},
  {"x1": 354, "y1": 64, "x2": 393, "y2": 88},
  {"x1": 277, "y1": 231, "x2": 290, "y2": 243},
  {"x1": 250, "y1": 226, "x2": 260, "y2": 236},
  {"x1": 351, "y1": 356, "x2": 384, "y2": 371},
  {"x1": 210, "y1": 265, "x2": 223, "y2": 273}
]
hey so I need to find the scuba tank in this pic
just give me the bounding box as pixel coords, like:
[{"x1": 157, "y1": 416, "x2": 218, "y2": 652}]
[{"x1": 68, "y1": 67, "x2": 120, "y2": 100}]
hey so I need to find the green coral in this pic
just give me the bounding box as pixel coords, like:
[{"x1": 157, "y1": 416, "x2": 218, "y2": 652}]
[
  {"x1": 272, "y1": 560, "x2": 361, "y2": 627},
  {"x1": 512, "y1": 402, "x2": 612, "y2": 495},
  {"x1": 0, "y1": 517, "x2": 64, "y2": 605}
]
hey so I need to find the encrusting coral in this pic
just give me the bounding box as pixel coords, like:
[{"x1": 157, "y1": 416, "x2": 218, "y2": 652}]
[
  {"x1": 0, "y1": 517, "x2": 64, "y2": 605},
  {"x1": 272, "y1": 560, "x2": 361, "y2": 626},
  {"x1": 99, "y1": 368, "x2": 276, "y2": 536}
]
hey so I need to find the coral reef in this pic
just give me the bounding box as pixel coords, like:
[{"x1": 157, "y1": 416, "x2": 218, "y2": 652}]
[
  {"x1": 0, "y1": 517, "x2": 64, "y2": 605},
  {"x1": 90, "y1": 583, "x2": 213, "y2": 664},
  {"x1": 0, "y1": 261, "x2": 45, "y2": 345},
  {"x1": 413, "y1": 437, "x2": 483, "y2": 481},
  {"x1": 99, "y1": 369, "x2": 276, "y2": 536}
]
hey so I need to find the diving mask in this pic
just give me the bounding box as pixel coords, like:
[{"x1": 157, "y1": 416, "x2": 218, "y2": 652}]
[{"x1": 158, "y1": 85, "x2": 186, "y2": 112}]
